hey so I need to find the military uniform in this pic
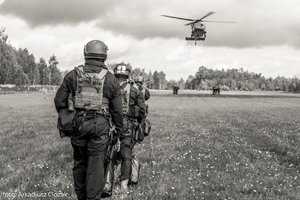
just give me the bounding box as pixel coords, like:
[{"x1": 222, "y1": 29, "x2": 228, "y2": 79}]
[
  {"x1": 135, "y1": 83, "x2": 150, "y2": 101},
  {"x1": 54, "y1": 58, "x2": 123, "y2": 200},
  {"x1": 118, "y1": 80, "x2": 145, "y2": 182},
  {"x1": 112, "y1": 64, "x2": 145, "y2": 192},
  {"x1": 134, "y1": 82, "x2": 150, "y2": 142}
]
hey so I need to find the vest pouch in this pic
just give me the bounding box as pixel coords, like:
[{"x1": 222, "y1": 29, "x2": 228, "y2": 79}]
[
  {"x1": 129, "y1": 105, "x2": 141, "y2": 118},
  {"x1": 57, "y1": 109, "x2": 76, "y2": 138}
]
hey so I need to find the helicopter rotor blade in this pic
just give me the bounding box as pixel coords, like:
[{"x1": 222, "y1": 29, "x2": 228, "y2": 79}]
[
  {"x1": 201, "y1": 20, "x2": 236, "y2": 23},
  {"x1": 161, "y1": 15, "x2": 195, "y2": 22},
  {"x1": 184, "y1": 12, "x2": 216, "y2": 26},
  {"x1": 185, "y1": 21, "x2": 198, "y2": 26},
  {"x1": 199, "y1": 12, "x2": 215, "y2": 21}
]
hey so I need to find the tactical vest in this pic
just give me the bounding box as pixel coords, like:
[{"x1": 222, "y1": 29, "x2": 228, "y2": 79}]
[
  {"x1": 120, "y1": 81, "x2": 131, "y2": 115},
  {"x1": 74, "y1": 66, "x2": 108, "y2": 111}
]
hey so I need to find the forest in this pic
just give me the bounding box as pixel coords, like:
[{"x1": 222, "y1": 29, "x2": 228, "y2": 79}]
[
  {"x1": 131, "y1": 66, "x2": 300, "y2": 93},
  {"x1": 0, "y1": 28, "x2": 62, "y2": 86}
]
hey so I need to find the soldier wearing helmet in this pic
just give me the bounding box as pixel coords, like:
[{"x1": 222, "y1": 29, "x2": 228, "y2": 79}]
[
  {"x1": 54, "y1": 40, "x2": 123, "y2": 200},
  {"x1": 133, "y1": 75, "x2": 151, "y2": 142},
  {"x1": 113, "y1": 63, "x2": 145, "y2": 193},
  {"x1": 133, "y1": 75, "x2": 150, "y2": 101}
]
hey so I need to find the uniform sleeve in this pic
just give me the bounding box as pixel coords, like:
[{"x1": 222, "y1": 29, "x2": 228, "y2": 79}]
[
  {"x1": 109, "y1": 77, "x2": 123, "y2": 134},
  {"x1": 54, "y1": 73, "x2": 72, "y2": 113},
  {"x1": 144, "y1": 88, "x2": 150, "y2": 101},
  {"x1": 136, "y1": 89, "x2": 146, "y2": 114}
]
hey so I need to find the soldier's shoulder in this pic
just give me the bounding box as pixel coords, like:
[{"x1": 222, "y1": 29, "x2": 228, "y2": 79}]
[
  {"x1": 130, "y1": 84, "x2": 142, "y2": 97},
  {"x1": 105, "y1": 71, "x2": 119, "y2": 84},
  {"x1": 63, "y1": 68, "x2": 76, "y2": 80},
  {"x1": 105, "y1": 70, "x2": 114, "y2": 78}
]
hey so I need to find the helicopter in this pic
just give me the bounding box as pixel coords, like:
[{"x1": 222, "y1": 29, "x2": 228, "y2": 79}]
[{"x1": 161, "y1": 12, "x2": 235, "y2": 44}]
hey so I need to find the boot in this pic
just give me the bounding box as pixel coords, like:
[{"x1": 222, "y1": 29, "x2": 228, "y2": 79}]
[{"x1": 120, "y1": 179, "x2": 129, "y2": 193}]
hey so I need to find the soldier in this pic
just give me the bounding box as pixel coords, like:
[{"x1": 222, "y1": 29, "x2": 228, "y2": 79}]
[
  {"x1": 113, "y1": 63, "x2": 145, "y2": 193},
  {"x1": 212, "y1": 86, "x2": 220, "y2": 95},
  {"x1": 133, "y1": 75, "x2": 150, "y2": 101},
  {"x1": 173, "y1": 85, "x2": 179, "y2": 95},
  {"x1": 54, "y1": 40, "x2": 123, "y2": 200},
  {"x1": 133, "y1": 75, "x2": 151, "y2": 142}
]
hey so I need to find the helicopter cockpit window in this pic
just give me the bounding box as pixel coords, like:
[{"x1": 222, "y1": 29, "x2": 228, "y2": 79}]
[{"x1": 194, "y1": 23, "x2": 206, "y2": 30}]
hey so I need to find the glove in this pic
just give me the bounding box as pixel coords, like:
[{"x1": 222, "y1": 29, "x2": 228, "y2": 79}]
[
  {"x1": 112, "y1": 134, "x2": 119, "y2": 145},
  {"x1": 110, "y1": 126, "x2": 119, "y2": 145},
  {"x1": 137, "y1": 124, "x2": 144, "y2": 143},
  {"x1": 113, "y1": 139, "x2": 121, "y2": 152}
]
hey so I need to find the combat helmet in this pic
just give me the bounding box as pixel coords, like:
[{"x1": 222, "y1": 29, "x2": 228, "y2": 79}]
[
  {"x1": 133, "y1": 75, "x2": 144, "y2": 84},
  {"x1": 84, "y1": 40, "x2": 108, "y2": 60},
  {"x1": 114, "y1": 63, "x2": 132, "y2": 78}
]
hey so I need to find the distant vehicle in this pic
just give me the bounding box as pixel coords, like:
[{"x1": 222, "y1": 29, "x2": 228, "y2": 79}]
[{"x1": 161, "y1": 12, "x2": 235, "y2": 44}]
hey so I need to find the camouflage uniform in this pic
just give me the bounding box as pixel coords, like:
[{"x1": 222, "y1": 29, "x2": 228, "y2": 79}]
[
  {"x1": 113, "y1": 64, "x2": 145, "y2": 192},
  {"x1": 134, "y1": 82, "x2": 150, "y2": 142},
  {"x1": 119, "y1": 80, "x2": 145, "y2": 181}
]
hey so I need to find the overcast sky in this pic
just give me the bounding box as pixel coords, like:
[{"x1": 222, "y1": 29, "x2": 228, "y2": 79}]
[{"x1": 0, "y1": 0, "x2": 299, "y2": 80}]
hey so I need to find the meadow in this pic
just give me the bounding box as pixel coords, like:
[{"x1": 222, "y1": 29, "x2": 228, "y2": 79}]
[{"x1": 0, "y1": 90, "x2": 300, "y2": 200}]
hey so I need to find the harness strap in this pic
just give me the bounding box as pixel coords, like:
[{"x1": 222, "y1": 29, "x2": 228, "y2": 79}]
[{"x1": 120, "y1": 81, "x2": 131, "y2": 115}]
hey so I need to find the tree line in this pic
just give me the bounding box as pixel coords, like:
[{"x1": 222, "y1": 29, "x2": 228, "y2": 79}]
[
  {"x1": 0, "y1": 28, "x2": 62, "y2": 86},
  {"x1": 123, "y1": 64, "x2": 300, "y2": 93},
  {"x1": 184, "y1": 66, "x2": 300, "y2": 92}
]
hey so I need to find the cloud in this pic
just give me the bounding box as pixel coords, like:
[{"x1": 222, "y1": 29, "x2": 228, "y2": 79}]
[
  {"x1": 2, "y1": 14, "x2": 299, "y2": 80},
  {"x1": 1, "y1": 0, "x2": 300, "y2": 48},
  {"x1": 97, "y1": 0, "x2": 300, "y2": 48},
  {"x1": 0, "y1": 0, "x2": 116, "y2": 27}
]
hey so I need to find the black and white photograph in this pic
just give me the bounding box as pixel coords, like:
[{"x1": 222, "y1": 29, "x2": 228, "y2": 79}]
[{"x1": 0, "y1": 0, "x2": 300, "y2": 199}]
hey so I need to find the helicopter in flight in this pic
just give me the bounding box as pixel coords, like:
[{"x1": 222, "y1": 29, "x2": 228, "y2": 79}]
[{"x1": 161, "y1": 12, "x2": 235, "y2": 44}]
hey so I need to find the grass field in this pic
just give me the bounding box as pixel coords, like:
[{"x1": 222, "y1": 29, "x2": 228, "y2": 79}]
[{"x1": 0, "y1": 90, "x2": 300, "y2": 200}]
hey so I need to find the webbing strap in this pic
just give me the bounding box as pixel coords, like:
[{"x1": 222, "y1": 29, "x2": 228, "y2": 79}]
[
  {"x1": 120, "y1": 81, "x2": 131, "y2": 114},
  {"x1": 142, "y1": 88, "x2": 146, "y2": 99},
  {"x1": 125, "y1": 83, "x2": 131, "y2": 114}
]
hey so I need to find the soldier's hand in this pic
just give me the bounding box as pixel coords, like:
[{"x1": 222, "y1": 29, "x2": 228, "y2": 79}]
[
  {"x1": 114, "y1": 139, "x2": 121, "y2": 152},
  {"x1": 112, "y1": 133, "x2": 119, "y2": 145}
]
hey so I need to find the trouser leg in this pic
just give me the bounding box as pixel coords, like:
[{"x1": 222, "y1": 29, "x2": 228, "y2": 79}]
[
  {"x1": 85, "y1": 152, "x2": 105, "y2": 199},
  {"x1": 85, "y1": 136, "x2": 108, "y2": 200},
  {"x1": 120, "y1": 136, "x2": 132, "y2": 181},
  {"x1": 72, "y1": 143, "x2": 88, "y2": 200}
]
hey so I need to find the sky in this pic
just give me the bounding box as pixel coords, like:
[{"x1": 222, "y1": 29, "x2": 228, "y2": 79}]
[{"x1": 0, "y1": 0, "x2": 300, "y2": 80}]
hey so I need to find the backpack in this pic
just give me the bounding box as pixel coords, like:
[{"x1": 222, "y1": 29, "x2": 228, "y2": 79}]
[
  {"x1": 120, "y1": 81, "x2": 131, "y2": 115},
  {"x1": 74, "y1": 66, "x2": 108, "y2": 111}
]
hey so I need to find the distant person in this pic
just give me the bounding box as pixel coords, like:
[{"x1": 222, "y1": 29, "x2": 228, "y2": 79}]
[
  {"x1": 54, "y1": 40, "x2": 123, "y2": 200},
  {"x1": 212, "y1": 86, "x2": 220, "y2": 95},
  {"x1": 173, "y1": 86, "x2": 179, "y2": 95},
  {"x1": 113, "y1": 63, "x2": 145, "y2": 193}
]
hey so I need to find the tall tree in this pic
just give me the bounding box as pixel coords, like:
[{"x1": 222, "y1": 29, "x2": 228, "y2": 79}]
[
  {"x1": 14, "y1": 68, "x2": 30, "y2": 86},
  {"x1": 48, "y1": 55, "x2": 62, "y2": 85},
  {"x1": 16, "y1": 48, "x2": 39, "y2": 84},
  {"x1": 38, "y1": 58, "x2": 51, "y2": 85},
  {"x1": 153, "y1": 71, "x2": 159, "y2": 89},
  {"x1": 0, "y1": 28, "x2": 19, "y2": 84}
]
